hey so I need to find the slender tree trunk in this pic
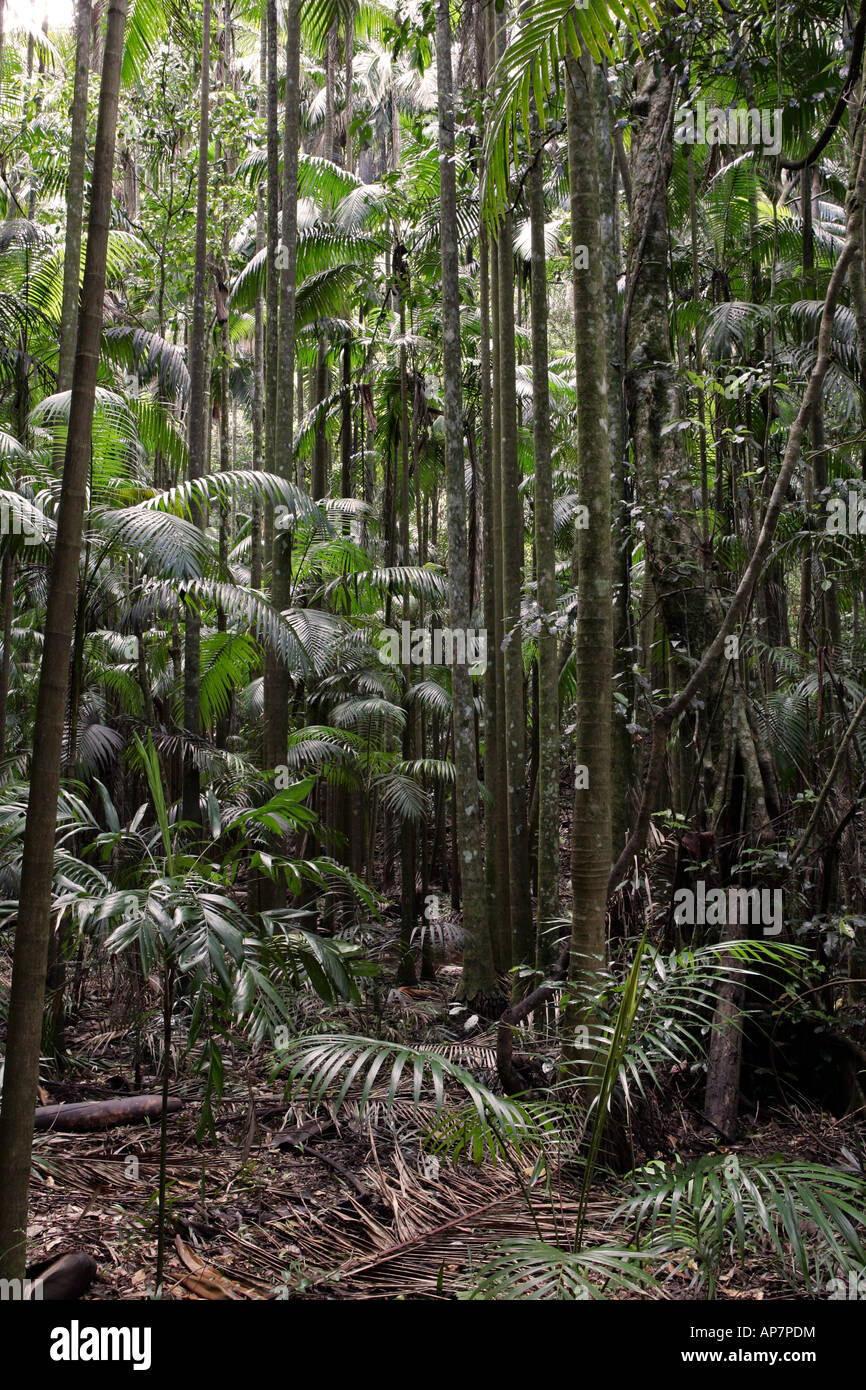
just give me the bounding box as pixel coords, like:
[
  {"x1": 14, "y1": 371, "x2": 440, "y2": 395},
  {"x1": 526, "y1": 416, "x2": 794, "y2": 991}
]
[
  {"x1": 397, "y1": 255, "x2": 417, "y2": 982},
  {"x1": 244, "y1": 17, "x2": 266, "y2": 926},
  {"x1": 323, "y1": 21, "x2": 336, "y2": 161},
  {"x1": 49, "y1": 0, "x2": 93, "y2": 801},
  {"x1": 492, "y1": 8, "x2": 532, "y2": 974},
  {"x1": 182, "y1": 0, "x2": 211, "y2": 826},
  {"x1": 0, "y1": 356, "x2": 28, "y2": 758},
  {"x1": 250, "y1": 17, "x2": 266, "y2": 594},
  {"x1": 528, "y1": 106, "x2": 559, "y2": 968},
  {"x1": 479, "y1": 240, "x2": 500, "y2": 959},
  {"x1": 597, "y1": 64, "x2": 632, "y2": 859},
  {"x1": 565, "y1": 48, "x2": 613, "y2": 1014},
  {"x1": 312, "y1": 337, "x2": 329, "y2": 498},
  {"x1": 265, "y1": 0, "x2": 301, "y2": 772},
  {"x1": 0, "y1": 0, "x2": 128, "y2": 1281},
  {"x1": 436, "y1": 0, "x2": 498, "y2": 1006},
  {"x1": 848, "y1": 73, "x2": 866, "y2": 484},
  {"x1": 344, "y1": 14, "x2": 354, "y2": 172},
  {"x1": 339, "y1": 329, "x2": 353, "y2": 496},
  {"x1": 484, "y1": 5, "x2": 511, "y2": 971},
  {"x1": 261, "y1": 0, "x2": 280, "y2": 785},
  {"x1": 0, "y1": 550, "x2": 14, "y2": 759},
  {"x1": 57, "y1": 0, "x2": 92, "y2": 393}
]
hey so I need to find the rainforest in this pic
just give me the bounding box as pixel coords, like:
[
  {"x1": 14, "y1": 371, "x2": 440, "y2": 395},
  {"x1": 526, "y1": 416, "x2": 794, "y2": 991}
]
[{"x1": 0, "y1": 0, "x2": 865, "y2": 1329}]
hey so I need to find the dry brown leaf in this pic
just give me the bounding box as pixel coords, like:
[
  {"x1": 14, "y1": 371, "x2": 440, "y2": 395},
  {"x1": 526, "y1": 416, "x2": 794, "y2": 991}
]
[{"x1": 174, "y1": 1236, "x2": 263, "y2": 1300}]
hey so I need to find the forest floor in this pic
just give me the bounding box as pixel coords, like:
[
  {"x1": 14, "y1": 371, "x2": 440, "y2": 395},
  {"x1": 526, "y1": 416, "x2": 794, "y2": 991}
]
[{"x1": 23, "y1": 949, "x2": 863, "y2": 1302}]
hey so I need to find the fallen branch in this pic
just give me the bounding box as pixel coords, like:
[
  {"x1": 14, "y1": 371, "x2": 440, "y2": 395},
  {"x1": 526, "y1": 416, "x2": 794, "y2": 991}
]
[
  {"x1": 268, "y1": 1117, "x2": 335, "y2": 1151},
  {"x1": 304, "y1": 1145, "x2": 370, "y2": 1201},
  {"x1": 34, "y1": 1095, "x2": 183, "y2": 1132}
]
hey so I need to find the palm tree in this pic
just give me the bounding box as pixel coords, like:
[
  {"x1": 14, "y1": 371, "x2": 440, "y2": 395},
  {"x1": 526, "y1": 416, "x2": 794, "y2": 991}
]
[
  {"x1": 0, "y1": 0, "x2": 129, "y2": 1283},
  {"x1": 434, "y1": 0, "x2": 498, "y2": 1006},
  {"x1": 528, "y1": 102, "x2": 559, "y2": 968},
  {"x1": 57, "y1": 0, "x2": 91, "y2": 394},
  {"x1": 564, "y1": 44, "x2": 613, "y2": 1029},
  {"x1": 181, "y1": 0, "x2": 211, "y2": 827}
]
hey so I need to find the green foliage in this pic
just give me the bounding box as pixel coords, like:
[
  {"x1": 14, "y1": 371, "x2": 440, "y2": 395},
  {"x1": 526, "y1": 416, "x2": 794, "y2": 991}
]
[
  {"x1": 277, "y1": 1032, "x2": 538, "y2": 1159},
  {"x1": 461, "y1": 1239, "x2": 660, "y2": 1300},
  {"x1": 617, "y1": 1153, "x2": 866, "y2": 1296},
  {"x1": 482, "y1": 0, "x2": 664, "y2": 222}
]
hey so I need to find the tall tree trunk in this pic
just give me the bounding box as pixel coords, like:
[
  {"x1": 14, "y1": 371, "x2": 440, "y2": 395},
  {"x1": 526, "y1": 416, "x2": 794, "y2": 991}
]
[
  {"x1": 261, "y1": 0, "x2": 280, "y2": 786},
  {"x1": 0, "y1": 345, "x2": 29, "y2": 760},
  {"x1": 478, "y1": 151, "x2": 502, "y2": 967},
  {"x1": 323, "y1": 21, "x2": 336, "y2": 161},
  {"x1": 0, "y1": 0, "x2": 128, "y2": 1281},
  {"x1": 435, "y1": 0, "x2": 498, "y2": 1006},
  {"x1": 397, "y1": 252, "x2": 417, "y2": 983},
  {"x1": 597, "y1": 64, "x2": 632, "y2": 859},
  {"x1": 565, "y1": 48, "x2": 613, "y2": 1012},
  {"x1": 312, "y1": 337, "x2": 329, "y2": 499},
  {"x1": 182, "y1": 0, "x2": 212, "y2": 826},
  {"x1": 847, "y1": 72, "x2": 866, "y2": 484},
  {"x1": 250, "y1": 14, "x2": 266, "y2": 595},
  {"x1": 528, "y1": 106, "x2": 559, "y2": 968},
  {"x1": 344, "y1": 13, "x2": 354, "y2": 171},
  {"x1": 57, "y1": 0, "x2": 92, "y2": 393},
  {"x1": 265, "y1": 0, "x2": 301, "y2": 772},
  {"x1": 493, "y1": 8, "x2": 532, "y2": 974},
  {"x1": 214, "y1": 0, "x2": 234, "y2": 745},
  {"x1": 0, "y1": 549, "x2": 14, "y2": 760},
  {"x1": 485, "y1": 3, "x2": 510, "y2": 971}
]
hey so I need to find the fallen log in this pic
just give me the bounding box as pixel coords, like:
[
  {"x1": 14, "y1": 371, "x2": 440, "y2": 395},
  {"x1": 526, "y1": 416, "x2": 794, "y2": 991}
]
[{"x1": 34, "y1": 1095, "x2": 183, "y2": 1132}]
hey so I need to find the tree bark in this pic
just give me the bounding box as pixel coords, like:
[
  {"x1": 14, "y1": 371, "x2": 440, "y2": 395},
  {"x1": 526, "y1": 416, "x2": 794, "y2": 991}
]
[
  {"x1": 477, "y1": 0, "x2": 504, "y2": 969},
  {"x1": 435, "y1": 0, "x2": 498, "y2": 1006},
  {"x1": 565, "y1": 48, "x2": 613, "y2": 1011},
  {"x1": 528, "y1": 106, "x2": 559, "y2": 968},
  {"x1": 597, "y1": 64, "x2": 633, "y2": 860},
  {"x1": 485, "y1": 4, "x2": 511, "y2": 971},
  {"x1": 0, "y1": 0, "x2": 128, "y2": 1281},
  {"x1": 261, "y1": 0, "x2": 280, "y2": 789},
  {"x1": 250, "y1": 15, "x2": 266, "y2": 595},
  {"x1": 57, "y1": 0, "x2": 92, "y2": 393},
  {"x1": 181, "y1": 0, "x2": 212, "y2": 825},
  {"x1": 265, "y1": 0, "x2": 302, "y2": 773},
  {"x1": 493, "y1": 5, "x2": 532, "y2": 974}
]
